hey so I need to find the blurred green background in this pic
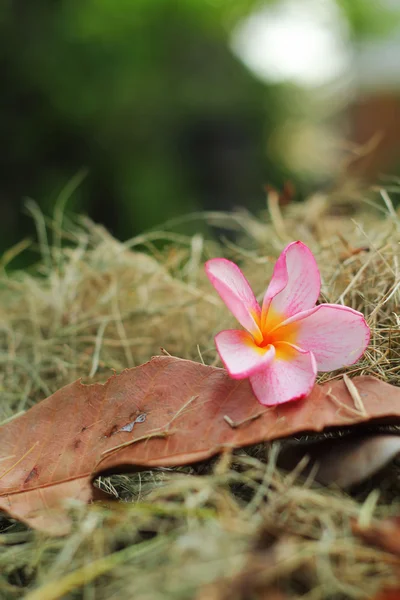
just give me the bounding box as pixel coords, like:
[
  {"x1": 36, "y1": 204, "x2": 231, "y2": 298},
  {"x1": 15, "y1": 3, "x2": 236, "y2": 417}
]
[{"x1": 1, "y1": 0, "x2": 400, "y2": 253}]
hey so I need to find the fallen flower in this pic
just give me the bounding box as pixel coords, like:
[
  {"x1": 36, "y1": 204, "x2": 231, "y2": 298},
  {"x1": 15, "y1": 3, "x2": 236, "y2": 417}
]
[{"x1": 205, "y1": 241, "x2": 370, "y2": 406}]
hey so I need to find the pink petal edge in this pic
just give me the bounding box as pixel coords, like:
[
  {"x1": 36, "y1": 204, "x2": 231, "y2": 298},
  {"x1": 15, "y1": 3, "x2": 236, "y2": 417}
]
[
  {"x1": 205, "y1": 258, "x2": 263, "y2": 343},
  {"x1": 249, "y1": 344, "x2": 317, "y2": 406},
  {"x1": 261, "y1": 241, "x2": 321, "y2": 328},
  {"x1": 272, "y1": 303, "x2": 370, "y2": 371},
  {"x1": 215, "y1": 329, "x2": 275, "y2": 379}
]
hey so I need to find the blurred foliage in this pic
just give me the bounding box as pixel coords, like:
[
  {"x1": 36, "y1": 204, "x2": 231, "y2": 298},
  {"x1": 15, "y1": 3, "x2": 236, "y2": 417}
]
[
  {"x1": 1, "y1": 0, "x2": 400, "y2": 255},
  {"x1": 337, "y1": 0, "x2": 400, "y2": 40},
  {"x1": 0, "y1": 0, "x2": 280, "y2": 250}
]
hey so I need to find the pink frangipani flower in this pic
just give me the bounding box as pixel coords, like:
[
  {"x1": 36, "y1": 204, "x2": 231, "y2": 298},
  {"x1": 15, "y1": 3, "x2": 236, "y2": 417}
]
[{"x1": 205, "y1": 241, "x2": 370, "y2": 406}]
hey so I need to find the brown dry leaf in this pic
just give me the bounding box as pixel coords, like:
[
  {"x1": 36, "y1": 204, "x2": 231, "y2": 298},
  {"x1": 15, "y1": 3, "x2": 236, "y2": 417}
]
[
  {"x1": 352, "y1": 517, "x2": 400, "y2": 557},
  {"x1": 2, "y1": 356, "x2": 400, "y2": 534},
  {"x1": 196, "y1": 582, "x2": 288, "y2": 600},
  {"x1": 278, "y1": 435, "x2": 400, "y2": 488},
  {"x1": 371, "y1": 589, "x2": 400, "y2": 600}
]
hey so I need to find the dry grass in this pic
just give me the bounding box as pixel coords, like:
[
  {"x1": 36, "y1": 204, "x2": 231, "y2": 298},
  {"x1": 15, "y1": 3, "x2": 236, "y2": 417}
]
[{"x1": 1, "y1": 185, "x2": 400, "y2": 599}]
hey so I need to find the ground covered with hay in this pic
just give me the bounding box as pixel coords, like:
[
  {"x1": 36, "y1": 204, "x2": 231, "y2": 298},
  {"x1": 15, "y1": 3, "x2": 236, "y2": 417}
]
[{"x1": 1, "y1": 188, "x2": 400, "y2": 599}]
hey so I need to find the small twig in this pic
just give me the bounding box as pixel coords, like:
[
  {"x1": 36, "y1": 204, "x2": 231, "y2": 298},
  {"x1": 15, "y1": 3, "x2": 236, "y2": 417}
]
[
  {"x1": 160, "y1": 347, "x2": 172, "y2": 356},
  {"x1": 101, "y1": 395, "x2": 198, "y2": 460},
  {"x1": 100, "y1": 430, "x2": 173, "y2": 457},
  {"x1": 380, "y1": 188, "x2": 398, "y2": 219},
  {"x1": 223, "y1": 410, "x2": 266, "y2": 429},
  {"x1": 0, "y1": 410, "x2": 26, "y2": 426},
  {"x1": 111, "y1": 280, "x2": 134, "y2": 367},
  {"x1": 0, "y1": 442, "x2": 39, "y2": 480},
  {"x1": 89, "y1": 318, "x2": 109, "y2": 378},
  {"x1": 213, "y1": 449, "x2": 233, "y2": 476},
  {"x1": 358, "y1": 489, "x2": 380, "y2": 529},
  {"x1": 327, "y1": 389, "x2": 365, "y2": 418},
  {"x1": 244, "y1": 443, "x2": 281, "y2": 515},
  {"x1": 197, "y1": 345, "x2": 205, "y2": 365},
  {"x1": 343, "y1": 374, "x2": 367, "y2": 416},
  {"x1": 368, "y1": 278, "x2": 400, "y2": 320},
  {"x1": 169, "y1": 395, "x2": 199, "y2": 425}
]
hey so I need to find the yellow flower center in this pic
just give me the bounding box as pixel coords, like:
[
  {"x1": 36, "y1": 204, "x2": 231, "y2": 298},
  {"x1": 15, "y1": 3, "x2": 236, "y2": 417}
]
[{"x1": 257, "y1": 307, "x2": 299, "y2": 361}]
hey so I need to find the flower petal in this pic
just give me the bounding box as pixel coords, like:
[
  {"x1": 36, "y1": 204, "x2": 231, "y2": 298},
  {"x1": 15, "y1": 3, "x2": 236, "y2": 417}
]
[
  {"x1": 215, "y1": 330, "x2": 275, "y2": 379},
  {"x1": 205, "y1": 258, "x2": 263, "y2": 343},
  {"x1": 274, "y1": 304, "x2": 370, "y2": 371},
  {"x1": 249, "y1": 344, "x2": 317, "y2": 406},
  {"x1": 262, "y1": 241, "x2": 320, "y2": 328}
]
